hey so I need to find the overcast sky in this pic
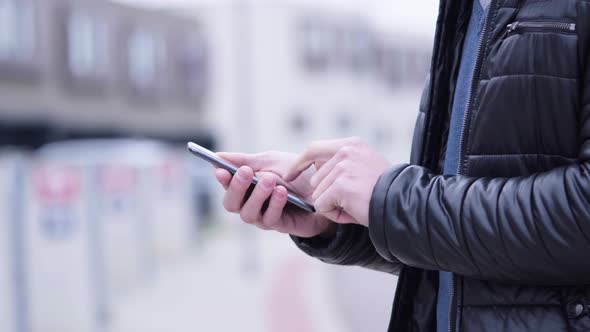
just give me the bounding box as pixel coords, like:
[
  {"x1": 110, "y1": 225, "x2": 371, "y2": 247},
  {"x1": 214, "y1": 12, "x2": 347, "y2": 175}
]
[{"x1": 114, "y1": 0, "x2": 440, "y2": 37}]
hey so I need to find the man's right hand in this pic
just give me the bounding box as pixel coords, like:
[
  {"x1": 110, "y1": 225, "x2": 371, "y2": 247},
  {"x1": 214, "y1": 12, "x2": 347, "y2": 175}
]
[{"x1": 214, "y1": 151, "x2": 337, "y2": 238}]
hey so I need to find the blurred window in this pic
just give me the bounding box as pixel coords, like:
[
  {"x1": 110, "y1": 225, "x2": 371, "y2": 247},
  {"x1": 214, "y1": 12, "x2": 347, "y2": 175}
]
[
  {"x1": 177, "y1": 35, "x2": 208, "y2": 101},
  {"x1": 289, "y1": 110, "x2": 308, "y2": 135},
  {"x1": 337, "y1": 112, "x2": 352, "y2": 135},
  {"x1": 298, "y1": 18, "x2": 333, "y2": 70},
  {"x1": 378, "y1": 46, "x2": 404, "y2": 88},
  {"x1": 341, "y1": 27, "x2": 375, "y2": 73},
  {"x1": 0, "y1": 0, "x2": 35, "y2": 62},
  {"x1": 396, "y1": 49, "x2": 431, "y2": 84},
  {"x1": 128, "y1": 29, "x2": 162, "y2": 91},
  {"x1": 67, "y1": 11, "x2": 109, "y2": 79}
]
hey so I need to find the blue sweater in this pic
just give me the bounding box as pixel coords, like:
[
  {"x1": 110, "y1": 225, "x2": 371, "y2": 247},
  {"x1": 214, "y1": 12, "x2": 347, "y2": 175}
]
[{"x1": 436, "y1": 2, "x2": 487, "y2": 332}]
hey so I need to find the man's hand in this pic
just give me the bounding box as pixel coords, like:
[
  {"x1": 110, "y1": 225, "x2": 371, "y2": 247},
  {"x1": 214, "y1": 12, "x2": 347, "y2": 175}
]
[
  {"x1": 284, "y1": 137, "x2": 391, "y2": 227},
  {"x1": 213, "y1": 151, "x2": 336, "y2": 238}
]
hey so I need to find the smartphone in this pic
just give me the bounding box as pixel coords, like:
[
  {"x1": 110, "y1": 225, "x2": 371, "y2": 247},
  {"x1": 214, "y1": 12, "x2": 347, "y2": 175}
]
[{"x1": 187, "y1": 142, "x2": 316, "y2": 213}]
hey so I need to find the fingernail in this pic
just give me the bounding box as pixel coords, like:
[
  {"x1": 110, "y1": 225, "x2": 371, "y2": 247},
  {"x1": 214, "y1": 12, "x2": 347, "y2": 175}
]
[
  {"x1": 237, "y1": 169, "x2": 250, "y2": 182},
  {"x1": 261, "y1": 177, "x2": 275, "y2": 191},
  {"x1": 274, "y1": 187, "x2": 286, "y2": 199}
]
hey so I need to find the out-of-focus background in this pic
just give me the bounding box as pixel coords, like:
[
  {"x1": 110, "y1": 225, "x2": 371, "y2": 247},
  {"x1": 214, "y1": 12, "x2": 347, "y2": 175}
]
[{"x1": 0, "y1": 0, "x2": 438, "y2": 331}]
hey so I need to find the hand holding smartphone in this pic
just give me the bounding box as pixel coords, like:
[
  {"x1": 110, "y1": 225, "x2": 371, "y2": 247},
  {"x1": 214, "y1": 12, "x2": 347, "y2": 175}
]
[{"x1": 187, "y1": 142, "x2": 316, "y2": 213}]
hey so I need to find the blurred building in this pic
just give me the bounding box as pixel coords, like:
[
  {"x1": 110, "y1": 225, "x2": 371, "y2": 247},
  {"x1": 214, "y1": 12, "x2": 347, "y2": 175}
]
[
  {"x1": 0, "y1": 0, "x2": 431, "y2": 160},
  {"x1": 0, "y1": 0, "x2": 212, "y2": 149},
  {"x1": 198, "y1": 1, "x2": 432, "y2": 160}
]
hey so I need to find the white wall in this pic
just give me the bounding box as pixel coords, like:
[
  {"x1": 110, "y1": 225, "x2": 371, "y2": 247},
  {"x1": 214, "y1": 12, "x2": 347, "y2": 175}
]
[{"x1": 201, "y1": 3, "x2": 430, "y2": 161}]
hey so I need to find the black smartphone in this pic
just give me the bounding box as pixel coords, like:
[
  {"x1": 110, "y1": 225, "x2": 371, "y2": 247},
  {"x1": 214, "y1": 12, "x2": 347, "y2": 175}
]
[{"x1": 187, "y1": 142, "x2": 316, "y2": 213}]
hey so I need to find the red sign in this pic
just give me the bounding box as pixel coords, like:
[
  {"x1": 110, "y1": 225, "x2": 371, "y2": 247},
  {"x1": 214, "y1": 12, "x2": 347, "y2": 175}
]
[
  {"x1": 33, "y1": 165, "x2": 82, "y2": 203},
  {"x1": 159, "y1": 157, "x2": 184, "y2": 184},
  {"x1": 98, "y1": 165, "x2": 137, "y2": 194}
]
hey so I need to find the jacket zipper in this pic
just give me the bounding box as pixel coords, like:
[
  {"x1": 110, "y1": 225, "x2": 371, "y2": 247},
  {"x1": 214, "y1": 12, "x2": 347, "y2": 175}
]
[
  {"x1": 447, "y1": 16, "x2": 576, "y2": 332},
  {"x1": 506, "y1": 21, "x2": 576, "y2": 34},
  {"x1": 456, "y1": 0, "x2": 496, "y2": 176},
  {"x1": 448, "y1": 16, "x2": 577, "y2": 332},
  {"x1": 448, "y1": 273, "x2": 457, "y2": 332},
  {"x1": 451, "y1": 0, "x2": 497, "y2": 331}
]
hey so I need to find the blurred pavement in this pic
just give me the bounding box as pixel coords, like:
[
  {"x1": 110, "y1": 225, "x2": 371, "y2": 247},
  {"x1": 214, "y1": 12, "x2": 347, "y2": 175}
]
[{"x1": 109, "y1": 222, "x2": 397, "y2": 332}]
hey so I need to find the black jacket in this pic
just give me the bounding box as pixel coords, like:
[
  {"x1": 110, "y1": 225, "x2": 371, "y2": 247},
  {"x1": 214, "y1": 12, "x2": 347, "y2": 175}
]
[{"x1": 293, "y1": 0, "x2": 590, "y2": 331}]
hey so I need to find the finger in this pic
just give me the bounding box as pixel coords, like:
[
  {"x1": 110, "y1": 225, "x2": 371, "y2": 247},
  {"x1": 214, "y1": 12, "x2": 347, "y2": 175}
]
[
  {"x1": 217, "y1": 152, "x2": 267, "y2": 171},
  {"x1": 223, "y1": 166, "x2": 254, "y2": 213},
  {"x1": 284, "y1": 137, "x2": 361, "y2": 181},
  {"x1": 314, "y1": 185, "x2": 356, "y2": 224},
  {"x1": 311, "y1": 166, "x2": 343, "y2": 201},
  {"x1": 283, "y1": 142, "x2": 340, "y2": 182},
  {"x1": 261, "y1": 186, "x2": 288, "y2": 230},
  {"x1": 309, "y1": 152, "x2": 347, "y2": 188},
  {"x1": 215, "y1": 168, "x2": 232, "y2": 190},
  {"x1": 240, "y1": 175, "x2": 276, "y2": 225}
]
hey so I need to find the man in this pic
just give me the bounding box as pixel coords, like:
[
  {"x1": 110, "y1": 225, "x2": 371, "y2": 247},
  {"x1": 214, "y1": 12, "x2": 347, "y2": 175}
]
[{"x1": 213, "y1": 0, "x2": 590, "y2": 331}]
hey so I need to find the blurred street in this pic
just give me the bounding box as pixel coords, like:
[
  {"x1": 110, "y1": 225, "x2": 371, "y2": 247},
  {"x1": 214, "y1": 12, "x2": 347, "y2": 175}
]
[{"x1": 109, "y1": 223, "x2": 397, "y2": 332}]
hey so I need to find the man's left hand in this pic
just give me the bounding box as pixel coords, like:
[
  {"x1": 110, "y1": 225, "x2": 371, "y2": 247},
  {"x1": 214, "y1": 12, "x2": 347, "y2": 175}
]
[{"x1": 284, "y1": 137, "x2": 391, "y2": 227}]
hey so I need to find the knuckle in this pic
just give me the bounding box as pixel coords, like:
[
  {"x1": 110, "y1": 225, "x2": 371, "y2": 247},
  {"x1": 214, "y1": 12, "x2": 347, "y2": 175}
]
[
  {"x1": 349, "y1": 136, "x2": 364, "y2": 146},
  {"x1": 338, "y1": 146, "x2": 353, "y2": 158}
]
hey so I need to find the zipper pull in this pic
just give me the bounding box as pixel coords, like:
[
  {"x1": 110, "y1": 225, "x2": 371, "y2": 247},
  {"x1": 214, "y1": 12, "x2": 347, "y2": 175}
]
[
  {"x1": 506, "y1": 22, "x2": 519, "y2": 33},
  {"x1": 567, "y1": 23, "x2": 576, "y2": 31}
]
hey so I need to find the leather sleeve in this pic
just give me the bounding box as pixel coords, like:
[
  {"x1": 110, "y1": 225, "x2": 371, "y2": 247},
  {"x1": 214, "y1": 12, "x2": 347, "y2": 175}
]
[
  {"x1": 369, "y1": 156, "x2": 590, "y2": 284},
  {"x1": 291, "y1": 224, "x2": 403, "y2": 275}
]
